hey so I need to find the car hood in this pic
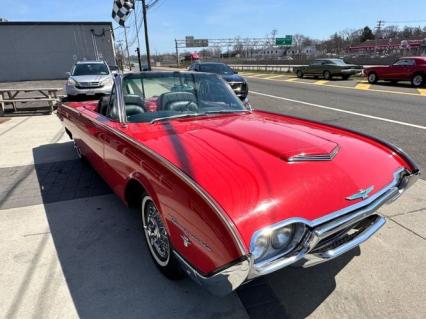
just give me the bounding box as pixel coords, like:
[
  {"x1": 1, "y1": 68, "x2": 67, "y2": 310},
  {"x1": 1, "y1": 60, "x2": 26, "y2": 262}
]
[
  {"x1": 71, "y1": 74, "x2": 111, "y2": 83},
  {"x1": 221, "y1": 74, "x2": 246, "y2": 82},
  {"x1": 123, "y1": 111, "x2": 406, "y2": 248}
]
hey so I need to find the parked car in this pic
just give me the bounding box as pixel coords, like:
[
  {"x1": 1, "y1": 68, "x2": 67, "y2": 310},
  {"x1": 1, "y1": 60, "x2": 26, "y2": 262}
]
[
  {"x1": 188, "y1": 62, "x2": 248, "y2": 101},
  {"x1": 294, "y1": 59, "x2": 363, "y2": 80},
  {"x1": 57, "y1": 71, "x2": 419, "y2": 296},
  {"x1": 65, "y1": 60, "x2": 114, "y2": 99},
  {"x1": 364, "y1": 57, "x2": 426, "y2": 87}
]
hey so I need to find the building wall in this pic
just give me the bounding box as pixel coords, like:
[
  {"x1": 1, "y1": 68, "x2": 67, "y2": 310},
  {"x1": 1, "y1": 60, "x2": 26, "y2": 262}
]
[{"x1": 0, "y1": 22, "x2": 115, "y2": 82}]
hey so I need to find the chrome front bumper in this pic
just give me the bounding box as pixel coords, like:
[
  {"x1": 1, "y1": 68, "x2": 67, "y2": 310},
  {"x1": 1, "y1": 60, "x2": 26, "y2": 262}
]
[
  {"x1": 65, "y1": 84, "x2": 113, "y2": 96},
  {"x1": 175, "y1": 168, "x2": 419, "y2": 296}
]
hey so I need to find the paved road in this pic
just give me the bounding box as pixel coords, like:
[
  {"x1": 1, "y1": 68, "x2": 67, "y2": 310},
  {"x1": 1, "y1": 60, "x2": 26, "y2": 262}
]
[{"x1": 244, "y1": 74, "x2": 426, "y2": 176}]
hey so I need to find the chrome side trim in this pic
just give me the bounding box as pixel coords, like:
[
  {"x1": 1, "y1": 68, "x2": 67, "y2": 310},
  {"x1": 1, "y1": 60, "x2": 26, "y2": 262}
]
[
  {"x1": 59, "y1": 103, "x2": 247, "y2": 256},
  {"x1": 173, "y1": 251, "x2": 250, "y2": 296}
]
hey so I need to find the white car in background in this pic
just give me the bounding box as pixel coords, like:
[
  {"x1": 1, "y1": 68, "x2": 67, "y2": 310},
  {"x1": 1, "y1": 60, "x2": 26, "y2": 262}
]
[{"x1": 65, "y1": 61, "x2": 114, "y2": 99}]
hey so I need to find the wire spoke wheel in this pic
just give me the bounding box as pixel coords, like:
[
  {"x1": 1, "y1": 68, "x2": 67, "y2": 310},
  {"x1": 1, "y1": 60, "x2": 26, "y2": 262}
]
[{"x1": 142, "y1": 197, "x2": 170, "y2": 266}]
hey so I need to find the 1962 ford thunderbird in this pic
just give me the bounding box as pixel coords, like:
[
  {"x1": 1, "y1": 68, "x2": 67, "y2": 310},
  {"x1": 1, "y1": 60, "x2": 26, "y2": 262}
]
[{"x1": 57, "y1": 71, "x2": 419, "y2": 295}]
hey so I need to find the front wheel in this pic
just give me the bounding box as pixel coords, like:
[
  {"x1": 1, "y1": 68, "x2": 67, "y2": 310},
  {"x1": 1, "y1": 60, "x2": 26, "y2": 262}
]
[
  {"x1": 323, "y1": 70, "x2": 332, "y2": 80},
  {"x1": 342, "y1": 75, "x2": 350, "y2": 80},
  {"x1": 141, "y1": 195, "x2": 184, "y2": 279},
  {"x1": 296, "y1": 70, "x2": 304, "y2": 78},
  {"x1": 367, "y1": 72, "x2": 378, "y2": 84},
  {"x1": 411, "y1": 74, "x2": 424, "y2": 88}
]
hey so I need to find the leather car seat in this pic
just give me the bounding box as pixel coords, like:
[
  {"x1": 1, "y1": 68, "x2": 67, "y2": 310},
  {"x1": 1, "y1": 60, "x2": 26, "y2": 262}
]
[{"x1": 157, "y1": 92, "x2": 198, "y2": 112}]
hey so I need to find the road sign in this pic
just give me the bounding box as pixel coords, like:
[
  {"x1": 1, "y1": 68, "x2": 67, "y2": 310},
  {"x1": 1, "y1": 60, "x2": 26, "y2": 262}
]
[
  {"x1": 276, "y1": 35, "x2": 293, "y2": 46},
  {"x1": 185, "y1": 36, "x2": 209, "y2": 48}
]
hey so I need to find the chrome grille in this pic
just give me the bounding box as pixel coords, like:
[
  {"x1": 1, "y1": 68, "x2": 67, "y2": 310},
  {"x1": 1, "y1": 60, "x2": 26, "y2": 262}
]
[{"x1": 78, "y1": 82, "x2": 101, "y2": 88}]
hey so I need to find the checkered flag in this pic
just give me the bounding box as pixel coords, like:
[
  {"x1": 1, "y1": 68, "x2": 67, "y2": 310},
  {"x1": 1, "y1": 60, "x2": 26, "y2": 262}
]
[{"x1": 112, "y1": 0, "x2": 135, "y2": 26}]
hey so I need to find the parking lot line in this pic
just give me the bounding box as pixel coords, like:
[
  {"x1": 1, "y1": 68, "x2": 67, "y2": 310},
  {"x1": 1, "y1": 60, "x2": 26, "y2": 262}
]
[
  {"x1": 250, "y1": 90, "x2": 426, "y2": 130},
  {"x1": 418, "y1": 88, "x2": 426, "y2": 96},
  {"x1": 355, "y1": 83, "x2": 371, "y2": 90},
  {"x1": 285, "y1": 78, "x2": 299, "y2": 82},
  {"x1": 314, "y1": 80, "x2": 329, "y2": 85},
  {"x1": 264, "y1": 74, "x2": 287, "y2": 80},
  {"x1": 246, "y1": 73, "x2": 270, "y2": 77}
]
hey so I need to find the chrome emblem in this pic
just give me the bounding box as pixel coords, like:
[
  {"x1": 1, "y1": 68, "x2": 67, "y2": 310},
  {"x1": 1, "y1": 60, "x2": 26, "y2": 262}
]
[
  {"x1": 346, "y1": 185, "x2": 375, "y2": 201},
  {"x1": 180, "y1": 234, "x2": 192, "y2": 248}
]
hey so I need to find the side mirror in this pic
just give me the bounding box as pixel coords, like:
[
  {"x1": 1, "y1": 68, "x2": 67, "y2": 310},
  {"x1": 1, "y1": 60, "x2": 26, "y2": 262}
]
[{"x1": 65, "y1": 72, "x2": 71, "y2": 77}]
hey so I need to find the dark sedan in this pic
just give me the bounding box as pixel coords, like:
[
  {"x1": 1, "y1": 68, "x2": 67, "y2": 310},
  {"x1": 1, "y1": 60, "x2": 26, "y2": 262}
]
[
  {"x1": 294, "y1": 59, "x2": 363, "y2": 80},
  {"x1": 189, "y1": 62, "x2": 248, "y2": 101}
]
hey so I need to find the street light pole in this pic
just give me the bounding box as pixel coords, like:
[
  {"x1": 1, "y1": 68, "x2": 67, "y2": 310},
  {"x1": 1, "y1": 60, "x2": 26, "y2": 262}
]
[{"x1": 141, "y1": 0, "x2": 152, "y2": 71}]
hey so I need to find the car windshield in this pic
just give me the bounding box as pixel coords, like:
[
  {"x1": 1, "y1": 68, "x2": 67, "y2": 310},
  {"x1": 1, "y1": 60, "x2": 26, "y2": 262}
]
[
  {"x1": 198, "y1": 64, "x2": 235, "y2": 75},
  {"x1": 122, "y1": 72, "x2": 247, "y2": 123},
  {"x1": 73, "y1": 63, "x2": 110, "y2": 76}
]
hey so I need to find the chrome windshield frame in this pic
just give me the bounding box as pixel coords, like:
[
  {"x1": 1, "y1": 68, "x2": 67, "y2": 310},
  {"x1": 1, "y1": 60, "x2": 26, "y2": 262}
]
[{"x1": 113, "y1": 73, "x2": 127, "y2": 127}]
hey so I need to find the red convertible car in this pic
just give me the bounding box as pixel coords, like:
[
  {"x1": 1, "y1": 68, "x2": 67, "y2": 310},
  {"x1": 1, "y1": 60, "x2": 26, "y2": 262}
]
[
  {"x1": 57, "y1": 71, "x2": 419, "y2": 295},
  {"x1": 364, "y1": 56, "x2": 426, "y2": 87}
]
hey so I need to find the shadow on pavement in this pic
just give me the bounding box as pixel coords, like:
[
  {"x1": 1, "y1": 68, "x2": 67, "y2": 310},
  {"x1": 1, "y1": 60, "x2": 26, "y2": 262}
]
[
  {"x1": 32, "y1": 142, "x2": 246, "y2": 319},
  {"x1": 262, "y1": 248, "x2": 360, "y2": 319}
]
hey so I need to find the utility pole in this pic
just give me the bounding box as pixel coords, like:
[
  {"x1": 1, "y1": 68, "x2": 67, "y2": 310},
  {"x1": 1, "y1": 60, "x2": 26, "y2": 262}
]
[
  {"x1": 123, "y1": 26, "x2": 131, "y2": 70},
  {"x1": 141, "y1": 0, "x2": 152, "y2": 71},
  {"x1": 175, "y1": 39, "x2": 179, "y2": 67},
  {"x1": 135, "y1": 47, "x2": 142, "y2": 71},
  {"x1": 134, "y1": 4, "x2": 143, "y2": 71},
  {"x1": 375, "y1": 20, "x2": 384, "y2": 55}
]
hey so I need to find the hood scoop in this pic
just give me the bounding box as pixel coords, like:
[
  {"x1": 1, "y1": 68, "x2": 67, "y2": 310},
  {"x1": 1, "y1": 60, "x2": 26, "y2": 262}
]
[
  {"x1": 198, "y1": 118, "x2": 340, "y2": 162},
  {"x1": 288, "y1": 145, "x2": 340, "y2": 162}
]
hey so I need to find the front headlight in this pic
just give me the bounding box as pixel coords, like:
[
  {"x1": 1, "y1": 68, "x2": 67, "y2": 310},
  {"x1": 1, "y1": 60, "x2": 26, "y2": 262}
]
[
  {"x1": 271, "y1": 225, "x2": 294, "y2": 249},
  {"x1": 250, "y1": 223, "x2": 306, "y2": 263},
  {"x1": 101, "y1": 77, "x2": 113, "y2": 85},
  {"x1": 252, "y1": 234, "x2": 269, "y2": 260},
  {"x1": 67, "y1": 78, "x2": 77, "y2": 85}
]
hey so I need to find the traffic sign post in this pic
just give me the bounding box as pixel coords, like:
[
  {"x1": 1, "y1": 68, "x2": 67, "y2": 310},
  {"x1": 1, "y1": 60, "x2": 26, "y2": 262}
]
[{"x1": 276, "y1": 35, "x2": 293, "y2": 46}]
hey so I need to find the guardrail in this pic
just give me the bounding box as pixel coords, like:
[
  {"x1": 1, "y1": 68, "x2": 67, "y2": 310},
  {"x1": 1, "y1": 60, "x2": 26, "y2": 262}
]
[{"x1": 230, "y1": 64, "x2": 306, "y2": 73}]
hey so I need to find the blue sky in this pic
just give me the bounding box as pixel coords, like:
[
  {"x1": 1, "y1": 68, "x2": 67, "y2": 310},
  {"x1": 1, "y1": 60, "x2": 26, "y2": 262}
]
[{"x1": 2, "y1": 0, "x2": 426, "y2": 53}]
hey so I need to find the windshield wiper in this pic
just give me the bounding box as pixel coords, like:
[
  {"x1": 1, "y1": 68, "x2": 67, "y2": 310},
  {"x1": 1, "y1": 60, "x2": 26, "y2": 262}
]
[{"x1": 150, "y1": 113, "x2": 202, "y2": 124}]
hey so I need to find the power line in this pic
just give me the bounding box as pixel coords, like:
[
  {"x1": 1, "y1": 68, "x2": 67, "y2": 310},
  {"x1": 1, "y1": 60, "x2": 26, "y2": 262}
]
[{"x1": 384, "y1": 19, "x2": 426, "y2": 24}]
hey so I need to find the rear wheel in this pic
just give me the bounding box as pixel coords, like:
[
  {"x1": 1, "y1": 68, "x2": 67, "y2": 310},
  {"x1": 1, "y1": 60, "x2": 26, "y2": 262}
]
[
  {"x1": 342, "y1": 75, "x2": 350, "y2": 80},
  {"x1": 141, "y1": 195, "x2": 184, "y2": 279},
  {"x1": 323, "y1": 71, "x2": 332, "y2": 80},
  {"x1": 367, "y1": 72, "x2": 378, "y2": 84},
  {"x1": 411, "y1": 74, "x2": 424, "y2": 88},
  {"x1": 296, "y1": 70, "x2": 304, "y2": 78}
]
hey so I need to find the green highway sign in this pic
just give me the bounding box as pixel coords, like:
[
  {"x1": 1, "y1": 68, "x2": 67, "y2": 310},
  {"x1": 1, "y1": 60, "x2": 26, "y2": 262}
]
[{"x1": 276, "y1": 35, "x2": 293, "y2": 46}]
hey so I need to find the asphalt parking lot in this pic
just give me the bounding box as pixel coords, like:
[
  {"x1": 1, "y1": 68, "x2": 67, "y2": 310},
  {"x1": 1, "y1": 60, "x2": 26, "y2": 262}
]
[{"x1": 0, "y1": 78, "x2": 425, "y2": 319}]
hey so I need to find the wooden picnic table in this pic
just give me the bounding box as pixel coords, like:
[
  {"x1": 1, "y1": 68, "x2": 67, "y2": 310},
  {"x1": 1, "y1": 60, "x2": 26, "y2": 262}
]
[{"x1": 0, "y1": 88, "x2": 63, "y2": 115}]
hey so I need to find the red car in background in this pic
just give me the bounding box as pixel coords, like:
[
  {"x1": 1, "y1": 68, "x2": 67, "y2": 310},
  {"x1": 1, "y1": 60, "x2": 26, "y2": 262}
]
[
  {"x1": 57, "y1": 71, "x2": 419, "y2": 295},
  {"x1": 364, "y1": 56, "x2": 426, "y2": 87}
]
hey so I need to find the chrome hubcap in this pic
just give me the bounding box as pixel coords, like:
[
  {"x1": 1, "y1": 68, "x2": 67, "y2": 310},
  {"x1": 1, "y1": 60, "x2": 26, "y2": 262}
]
[
  {"x1": 369, "y1": 74, "x2": 376, "y2": 82},
  {"x1": 413, "y1": 75, "x2": 422, "y2": 86},
  {"x1": 143, "y1": 199, "x2": 170, "y2": 264}
]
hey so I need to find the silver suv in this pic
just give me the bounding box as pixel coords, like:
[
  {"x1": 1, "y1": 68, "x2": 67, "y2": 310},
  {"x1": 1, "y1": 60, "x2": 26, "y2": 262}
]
[{"x1": 65, "y1": 61, "x2": 114, "y2": 98}]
